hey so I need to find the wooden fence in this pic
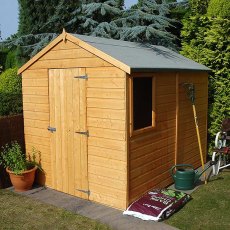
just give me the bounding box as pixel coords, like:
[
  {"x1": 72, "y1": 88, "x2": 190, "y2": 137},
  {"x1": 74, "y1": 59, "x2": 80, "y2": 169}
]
[{"x1": 0, "y1": 114, "x2": 25, "y2": 188}]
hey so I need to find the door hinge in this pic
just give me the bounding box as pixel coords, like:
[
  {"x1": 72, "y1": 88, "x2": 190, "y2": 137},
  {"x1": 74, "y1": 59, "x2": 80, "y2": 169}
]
[
  {"x1": 75, "y1": 130, "x2": 89, "y2": 136},
  {"x1": 47, "y1": 126, "x2": 56, "y2": 133},
  {"x1": 74, "y1": 75, "x2": 88, "y2": 80},
  {"x1": 76, "y1": 189, "x2": 90, "y2": 196}
]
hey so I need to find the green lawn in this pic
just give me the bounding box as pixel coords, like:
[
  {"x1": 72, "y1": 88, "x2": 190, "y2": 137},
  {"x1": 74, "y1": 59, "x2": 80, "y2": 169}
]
[
  {"x1": 1, "y1": 171, "x2": 230, "y2": 230},
  {"x1": 0, "y1": 190, "x2": 110, "y2": 230},
  {"x1": 165, "y1": 169, "x2": 230, "y2": 230}
]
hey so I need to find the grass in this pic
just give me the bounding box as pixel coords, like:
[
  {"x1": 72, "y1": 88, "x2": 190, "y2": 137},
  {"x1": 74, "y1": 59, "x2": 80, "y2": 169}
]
[
  {"x1": 165, "y1": 169, "x2": 230, "y2": 230},
  {"x1": 0, "y1": 190, "x2": 111, "y2": 230},
  {"x1": 2, "y1": 171, "x2": 230, "y2": 230}
]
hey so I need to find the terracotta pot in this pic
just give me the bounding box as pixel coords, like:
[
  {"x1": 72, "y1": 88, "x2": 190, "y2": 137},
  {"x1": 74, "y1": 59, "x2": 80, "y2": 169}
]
[{"x1": 6, "y1": 166, "x2": 37, "y2": 192}]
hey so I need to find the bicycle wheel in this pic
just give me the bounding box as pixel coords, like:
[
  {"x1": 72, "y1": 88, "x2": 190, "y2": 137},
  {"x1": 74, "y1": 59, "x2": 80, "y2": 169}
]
[{"x1": 212, "y1": 152, "x2": 221, "y2": 175}]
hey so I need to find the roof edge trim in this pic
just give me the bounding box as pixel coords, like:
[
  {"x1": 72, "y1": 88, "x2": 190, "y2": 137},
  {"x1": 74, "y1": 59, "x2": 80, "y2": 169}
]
[
  {"x1": 131, "y1": 67, "x2": 211, "y2": 73},
  {"x1": 66, "y1": 33, "x2": 131, "y2": 74},
  {"x1": 18, "y1": 31, "x2": 131, "y2": 75}
]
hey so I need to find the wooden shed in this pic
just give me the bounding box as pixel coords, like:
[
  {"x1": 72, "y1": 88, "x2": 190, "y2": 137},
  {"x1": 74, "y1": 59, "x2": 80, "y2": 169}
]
[{"x1": 18, "y1": 31, "x2": 209, "y2": 210}]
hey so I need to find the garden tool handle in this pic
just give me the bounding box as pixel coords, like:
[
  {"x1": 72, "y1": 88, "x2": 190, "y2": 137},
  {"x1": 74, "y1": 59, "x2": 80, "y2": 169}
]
[{"x1": 170, "y1": 164, "x2": 194, "y2": 176}]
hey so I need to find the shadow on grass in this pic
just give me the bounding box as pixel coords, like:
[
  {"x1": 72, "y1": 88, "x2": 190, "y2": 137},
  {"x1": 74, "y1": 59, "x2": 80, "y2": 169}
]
[
  {"x1": 208, "y1": 176, "x2": 224, "y2": 183},
  {"x1": 165, "y1": 171, "x2": 230, "y2": 230}
]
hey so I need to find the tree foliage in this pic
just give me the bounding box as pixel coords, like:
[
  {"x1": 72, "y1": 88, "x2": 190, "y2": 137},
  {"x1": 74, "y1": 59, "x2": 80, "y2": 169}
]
[
  {"x1": 42, "y1": 0, "x2": 82, "y2": 33},
  {"x1": 207, "y1": 0, "x2": 230, "y2": 18},
  {"x1": 7, "y1": 0, "x2": 62, "y2": 64},
  {"x1": 18, "y1": 0, "x2": 60, "y2": 35},
  {"x1": 0, "y1": 49, "x2": 8, "y2": 71},
  {"x1": 114, "y1": 0, "x2": 177, "y2": 48},
  {"x1": 189, "y1": 0, "x2": 209, "y2": 15},
  {"x1": 116, "y1": 0, "x2": 124, "y2": 9},
  {"x1": 181, "y1": 14, "x2": 230, "y2": 151},
  {"x1": 0, "y1": 68, "x2": 22, "y2": 116},
  {"x1": 80, "y1": 0, "x2": 122, "y2": 38},
  {"x1": 1, "y1": 0, "x2": 181, "y2": 66},
  {"x1": 167, "y1": 0, "x2": 190, "y2": 47},
  {"x1": 5, "y1": 50, "x2": 18, "y2": 69}
]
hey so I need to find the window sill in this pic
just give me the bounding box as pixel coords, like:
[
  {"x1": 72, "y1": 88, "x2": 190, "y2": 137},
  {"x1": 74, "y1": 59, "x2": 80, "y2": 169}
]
[{"x1": 131, "y1": 125, "x2": 156, "y2": 137}]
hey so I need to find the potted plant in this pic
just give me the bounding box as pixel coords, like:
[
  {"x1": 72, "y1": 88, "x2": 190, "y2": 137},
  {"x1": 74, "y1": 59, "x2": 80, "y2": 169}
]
[{"x1": 0, "y1": 141, "x2": 41, "y2": 192}]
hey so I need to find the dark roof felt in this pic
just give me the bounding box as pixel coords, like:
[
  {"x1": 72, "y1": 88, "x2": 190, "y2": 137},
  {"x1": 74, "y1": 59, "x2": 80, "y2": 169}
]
[{"x1": 72, "y1": 34, "x2": 210, "y2": 72}]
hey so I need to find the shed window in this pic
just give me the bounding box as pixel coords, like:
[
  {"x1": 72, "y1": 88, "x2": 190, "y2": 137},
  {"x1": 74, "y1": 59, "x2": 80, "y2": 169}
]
[{"x1": 131, "y1": 76, "x2": 155, "y2": 135}]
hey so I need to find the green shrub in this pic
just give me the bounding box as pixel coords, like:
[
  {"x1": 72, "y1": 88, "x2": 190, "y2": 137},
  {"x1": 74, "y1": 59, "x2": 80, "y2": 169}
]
[
  {"x1": 0, "y1": 68, "x2": 22, "y2": 116},
  {"x1": 0, "y1": 49, "x2": 8, "y2": 71},
  {"x1": 0, "y1": 141, "x2": 41, "y2": 175},
  {"x1": 5, "y1": 50, "x2": 17, "y2": 69},
  {"x1": 0, "y1": 141, "x2": 26, "y2": 175},
  {"x1": 207, "y1": 0, "x2": 230, "y2": 18},
  {"x1": 189, "y1": 0, "x2": 209, "y2": 15},
  {"x1": 181, "y1": 16, "x2": 230, "y2": 152}
]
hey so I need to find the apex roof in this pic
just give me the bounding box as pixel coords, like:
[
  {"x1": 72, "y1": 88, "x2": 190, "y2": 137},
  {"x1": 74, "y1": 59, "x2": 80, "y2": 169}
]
[
  {"x1": 18, "y1": 31, "x2": 210, "y2": 74},
  {"x1": 73, "y1": 34, "x2": 210, "y2": 72}
]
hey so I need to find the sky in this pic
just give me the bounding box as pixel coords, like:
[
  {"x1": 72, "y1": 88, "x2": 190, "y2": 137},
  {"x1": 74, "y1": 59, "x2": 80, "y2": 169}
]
[{"x1": 0, "y1": 0, "x2": 138, "y2": 40}]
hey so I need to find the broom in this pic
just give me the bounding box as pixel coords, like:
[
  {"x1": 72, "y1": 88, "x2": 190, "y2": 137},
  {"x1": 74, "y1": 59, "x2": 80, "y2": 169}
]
[{"x1": 182, "y1": 83, "x2": 207, "y2": 184}]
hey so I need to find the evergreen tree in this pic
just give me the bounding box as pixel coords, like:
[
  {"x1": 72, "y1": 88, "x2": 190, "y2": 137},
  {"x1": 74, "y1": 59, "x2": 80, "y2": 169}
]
[
  {"x1": 18, "y1": 0, "x2": 59, "y2": 35},
  {"x1": 180, "y1": 1, "x2": 230, "y2": 151},
  {"x1": 114, "y1": 0, "x2": 176, "y2": 48},
  {"x1": 167, "y1": 0, "x2": 190, "y2": 48},
  {"x1": 189, "y1": 0, "x2": 209, "y2": 15},
  {"x1": 43, "y1": 0, "x2": 82, "y2": 33},
  {"x1": 116, "y1": 0, "x2": 125, "y2": 9},
  {"x1": 207, "y1": 0, "x2": 230, "y2": 18},
  {"x1": 79, "y1": 0, "x2": 122, "y2": 38},
  {"x1": 3, "y1": 0, "x2": 81, "y2": 63},
  {"x1": 2, "y1": 33, "x2": 58, "y2": 59},
  {"x1": 2, "y1": 0, "x2": 178, "y2": 65}
]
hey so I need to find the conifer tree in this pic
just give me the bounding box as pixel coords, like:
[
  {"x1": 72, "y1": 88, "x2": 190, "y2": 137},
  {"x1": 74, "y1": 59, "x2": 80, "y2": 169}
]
[
  {"x1": 4, "y1": 0, "x2": 81, "y2": 62},
  {"x1": 79, "y1": 0, "x2": 122, "y2": 38},
  {"x1": 167, "y1": 0, "x2": 189, "y2": 47},
  {"x1": 43, "y1": 0, "x2": 82, "y2": 33},
  {"x1": 18, "y1": 0, "x2": 59, "y2": 35},
  {"x1": 116, "y1": 0, "x2": 125, "y2": 9},
  {"x1": 2, "y1": 0, "x2": 178, "y2": 64},
  {"x1": 114, "y1": 0, "x2": 176, "y2": 48},
  {"x1": 180, "y1": 0, "x2": 230, "y2": 151},
  {"x1": 189, "y1": 0, "x2": 209, "y2": 15}
]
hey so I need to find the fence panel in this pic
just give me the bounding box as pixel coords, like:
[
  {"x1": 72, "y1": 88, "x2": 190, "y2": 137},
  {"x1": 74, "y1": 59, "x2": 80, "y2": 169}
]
[{"x1": 0, "y1": 115, "x2": 24, "y2": 188}]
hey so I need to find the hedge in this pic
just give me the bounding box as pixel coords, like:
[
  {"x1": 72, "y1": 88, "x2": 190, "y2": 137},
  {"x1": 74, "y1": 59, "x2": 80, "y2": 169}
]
[
  {"x1": 207, "y1": 0, "x2": 230, "y2": 18},
  {"x1": 0, "y1": 68, "x2": 22, "y2": 116},
  {"x1": 181, "y1": 16, "x2": 230, "y2": 151}
]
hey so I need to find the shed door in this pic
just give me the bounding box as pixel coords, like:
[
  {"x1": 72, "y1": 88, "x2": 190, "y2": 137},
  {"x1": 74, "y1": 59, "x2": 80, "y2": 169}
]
[{"x1": 49, "y1": 68, "x2": 88, "y2": 199}]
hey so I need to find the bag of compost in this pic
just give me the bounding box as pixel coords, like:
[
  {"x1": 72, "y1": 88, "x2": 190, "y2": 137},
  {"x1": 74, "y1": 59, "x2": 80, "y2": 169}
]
[{"x1": 123, "y1": 188, "x2": 191, "y2": 221}]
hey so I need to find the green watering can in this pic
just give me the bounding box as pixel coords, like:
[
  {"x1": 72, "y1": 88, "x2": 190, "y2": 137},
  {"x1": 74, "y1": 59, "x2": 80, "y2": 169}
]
[{"x1": 170, "y1": 163, "x2": 215, "y2": 190}]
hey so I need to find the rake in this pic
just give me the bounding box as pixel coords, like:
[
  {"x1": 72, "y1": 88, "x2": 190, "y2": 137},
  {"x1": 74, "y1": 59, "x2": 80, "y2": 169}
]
[{"x1": 182, "y1": 83, "x2": 207, "y2": 184}]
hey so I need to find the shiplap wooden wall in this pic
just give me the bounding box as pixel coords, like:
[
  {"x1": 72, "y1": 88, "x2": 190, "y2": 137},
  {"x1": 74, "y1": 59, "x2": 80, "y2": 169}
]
[
  {"x1": 128, "y1": 72, "x2": 208, "y2": 204},
  {"x1": 129, "y1": 73, "x2": 177, "y2": 203},
  {"x1": 22, "y1": 69, "x2": 51, "y2": 185},
  {"x1": 22, "y1": 40, "x2": 128, "y2": 210},
  {"x1": 177, "y1": 72, "x2": 208, "y2": 168}
]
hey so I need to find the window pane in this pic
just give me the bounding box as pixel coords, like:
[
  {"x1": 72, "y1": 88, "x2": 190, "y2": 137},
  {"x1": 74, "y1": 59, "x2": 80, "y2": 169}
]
[{"x1": 133, "y1": 77, "x2": 152, "y2": 130}]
